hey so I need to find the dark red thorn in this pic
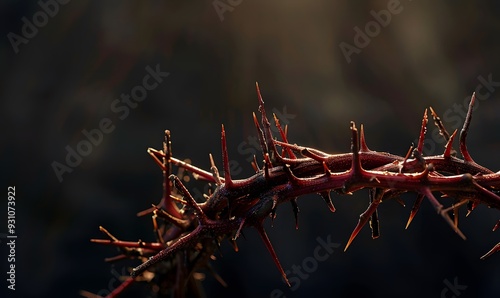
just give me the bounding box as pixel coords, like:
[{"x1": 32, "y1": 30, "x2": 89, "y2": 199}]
[
  {"x1": 170, "y1": 175, "x2": 208, "y2": 224},
  {"x1": 290, "y1": 198, "x2": 300, "y2": 229},
  {"x1": 444, "y1": 129, "x2": 458, "y2": 158},
  {"x1": 480, "y1": 242, "x2": 500, "y2": 260},
  {"x1": 255, "y1": 221, "x2": 290, "y2": 287},
  {"x1": 283, "y1": 164, "x2": 301, "y2": 185},
  {"x1": 344, "y1": 188, "x2": 382, "y2": 251},
  {"x1": 255, "y1": 82, "x2": 280, "y2": 160},
  {"x1": 429, "y1": 107, "x2": 451, "y2": 143},
  {"x1": 459, "y1": 93, "x2": 476, "y2": 162},
  {"x1": 253, "y1": 112, "x2": 270, "y2": 158},
  {"x1": 369, "y1": 189, "x2": 381, "y2": 239},
  {"x1": 319, "y1": 191, "x2": 336, "y2": 213},
  {"x1": 274, "y1": 113, "x2": 296, "y2": 159},
  {"x1": 420, "y1": 188, "x2": 466, "y2": 240},
  {"x1": 209, "y1": 153, "x2": 222, "y2": 186},
  {"x1": 400, "y1": 144, "x2": 414, "y2": 173},
  {"x1": 359, "y1": 124, "x2": 370, "y2": 152},
  {"x1": 416, "y1": 108, "x2": 428, "y2": 154},
  {"x1": 221, "y1": 124, "x2": 233, "y2": 188}
]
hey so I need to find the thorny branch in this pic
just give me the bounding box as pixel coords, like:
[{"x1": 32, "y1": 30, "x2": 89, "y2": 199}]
[{"x1": 83, "y1": 85, "x2": 500, "y2": 298}]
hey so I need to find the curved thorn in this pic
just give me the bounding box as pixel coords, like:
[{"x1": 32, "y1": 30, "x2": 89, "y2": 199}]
[
  {"x1": 209, "y1": 153, "x2": 222, "y2": 186},
  {"x1": 359, "y1": 124, "x2": 370, "y2": 152},
  {"x1": 319, "y1": 191, "x2": 336, "y2": 213}
]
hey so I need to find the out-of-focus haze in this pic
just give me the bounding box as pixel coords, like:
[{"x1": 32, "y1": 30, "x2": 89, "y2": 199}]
[{"x1": 1, "y1": 1, "x2": 500, "y2": 297}]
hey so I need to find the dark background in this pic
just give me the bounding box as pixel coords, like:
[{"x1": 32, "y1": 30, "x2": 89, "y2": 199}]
[{"x1": 2, "y1": 1, "x2": 500, "y2": 297}]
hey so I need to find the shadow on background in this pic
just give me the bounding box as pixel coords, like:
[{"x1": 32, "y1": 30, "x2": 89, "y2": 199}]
[{"x1": 1, "y1": 1, "x2": 500, "y2": 297}]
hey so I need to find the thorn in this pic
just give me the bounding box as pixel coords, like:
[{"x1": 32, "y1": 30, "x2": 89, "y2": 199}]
[
  {"x1": 209, "y1": 153, "x2": 222, "y2": 186},
  {"x1": 170, "y1": 175, "x2": 207, "y2": 224},
  {"x1": 443, "y1": 129, "x2": 458, "y2": 158},
  {"x1": 421, "y1": 188, "x2": 466, "y2": 240},
  {"x1": 319, "y1": 191, "x2": 336, "y2": 213},
  {"x1": 221, "y1": 124, "x2": 233, "y2": 188},
  {"x1": 344, "y1": 189, "x2": 382, "y2": 251},
  {"x1": 290, "y1": 198, "x2": 300, "y2": 230},
  {"x1": 401, "y1": 144, "x2": 414, "y2": 173},
  {"x1": 255, "y1": 221, "x2": 290, "y2": 287},
  {"x1": 406, "y1": 194, "x2": 424, "y2": 229},
  {"x1": 459, "y1": 92, "x2": 476, "y2": 163},
  {"x1": 233, "y1": 218, "x2": 246, "y2": 241},
  {"x1": 416, "y1": 108, "x2": 428, "y2": 154},
  {"x1": 359, "y1": 124, "x2": 370, "y2": 152},
  {"x1": 274, "y1": 113, "x2": 296, "y2": 159},
  {"x1": 481, "y1": 242, "x2": 500, "y2": 260},
  {"x1": 429, "y1": 106, "x2": 451, "y2": 143}
]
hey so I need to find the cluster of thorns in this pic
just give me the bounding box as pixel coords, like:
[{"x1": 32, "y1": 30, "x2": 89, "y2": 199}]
[{"x1": 83, "y1": 84, "x2": 500, "y2": 298}]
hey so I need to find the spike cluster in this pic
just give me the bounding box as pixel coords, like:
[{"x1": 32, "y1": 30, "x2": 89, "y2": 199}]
[{"x1": 84, "y1": 87, "x2": 500, "y2": 298}]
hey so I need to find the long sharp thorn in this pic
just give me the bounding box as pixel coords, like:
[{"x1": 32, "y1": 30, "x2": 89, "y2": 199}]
[
  {"x1": 221, "y1": 124, "x2": 233, "y2": 188},
  {"x1": 459, "y1": 93, "x2": 476, "y2": 162},
  {"x1": 416, "y1": 108, "x2": 428, "y2": 154},
  {"x1": 255, "y1": 82, "x2": 279, "y2": 160},
  {"x1": 255, "y1": 222, "x2": 290, "y2": 287},
  {"x1": 481, "y1": 242, "x2": 500, "y2": 260},
  {"x1": 406, "y1": 194, "x2": 424, "y2": 229},
  {"x1": 444, "y1": 129, "x2": 458, "y2": 158},
  {"x1": 429, "y1": 106, "x2": 451, "y2": 142},
  {"x1": 421, "y1": 188, "x2": 466, "y2": 240},
  {"x1": 344, "y1": 190, "x2": 381, "y2": 251},
  {"x1": 359, "y1": 124, "x2": 370, "y2": 152}
]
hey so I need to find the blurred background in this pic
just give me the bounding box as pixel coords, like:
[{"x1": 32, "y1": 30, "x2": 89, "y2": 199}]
[{"x1": 1, "y1": 0, "x2": 500, "y2": 297}]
